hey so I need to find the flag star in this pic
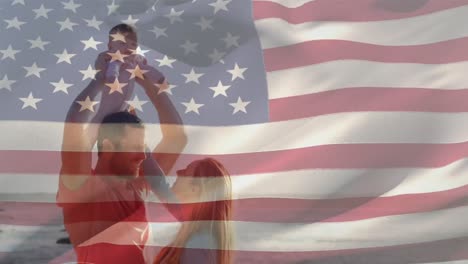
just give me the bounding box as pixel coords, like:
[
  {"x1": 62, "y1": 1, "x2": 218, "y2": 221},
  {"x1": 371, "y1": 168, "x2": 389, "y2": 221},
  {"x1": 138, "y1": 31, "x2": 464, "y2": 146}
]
[
  {"x1": 4, "y1": 17, "x2": 26, "y2": 30},
  {"x1": 33, "y1": 4, "x2": 53, "y2": 19},
  {"x1": 0, "y1": 45, "x2": 20, "y2": 60},
  {"x1": 28, "y1": 36, "x2": 50, "y2": 51},
  {"x1": 209, "y1": 0, "x2": 231, "y2": 14},
  {"x1": 105, "y1": 79, "x2": 128, "y2": 94},
  {"x1": 227, "y1": 63, "x2": 247, "y2": 81},
  {"x1": 180, "y1": 40, "x2": 198, "y2": 55},
  {"x1": 208, "y1": 49, "x2": 225, "y2": 64},
  {"x1": 194, "y1": 16, "x2": 214, "y2": 31},
  {"x1": 50, "y1": 78, "x2": 73, "y2": 94},
  {"x1": 80, "y1": 65, "x2": 100, "y2": 80},
  {"x1": 157, "y1": 83, "x2": 176, "y2": 95},
  {"x1": 182, "y1": 68, "x2": 204, "y2": 84},
  {"x1": 107, "y1": 50, "x2": 128, "y2": 63},
  {"x1": 229, "y1": 97, "x2": 250, "y2": 114},
  {"x1": 122, "y1": 15, "x2": 139, "y2": 27},
  {"x1": 107, "y1": 0, "x2": 119, "y2": 15},
  {"x1": 57, "y1": 18, "x2": 78, "y2": 31},
  {"x1": 149, "y1": 26, "x2": 167, "y2": 39},
  {"x1": 222, "y1": 32, "x2": 240, "y2": 49},
  {"x1": 156, "y1": 55, "x2": 176, "y2": 68},
  {"x1": 19, "y1": 92, "x2": 42, "y2": 110},
  {"x1": 81, "y1": 37, "x2": 103, "y2": 51},
  {"x1": 181, "y1": 98, "x2": 204, "y2": 114},
  {"x1": 76, "y1": 96, "x2": 99, "y2": 112},
  {"x1": 110, "y1": 32, "x2": 127, "y2": 43},
  {"x1": 164, "y1": 8, "x2": 184, "y2": 24},
  {"x1": 126, "y1": 65, "x2": 148, "y2": 79},
  {"x1": 125, "y1": 95, "x2": 148, "y2": 112},
  {"x1": 11, "y1": 0, "x2": 25, "y2": 6},
  {"x1": 55, "y1": 49, "x2": 76, "y2": 64},
  {"x1": 62, "y1": 0, "x2": 81, "y2": 13},
  {"x1": 84, "y1": 16, "x2": 103, "y2": 30},
  {"x1": 209, "y1": 81, "x2": 230, "y2": 98},
  {"x1": 23, "y1": 62, "x2": 46, "y2": 78},
  {"x1": 130, "y1": 46, "x2": 150, "y2": 56},
  {"x1": 0, "y1": 75, "x2": 16, "y2": 91}
]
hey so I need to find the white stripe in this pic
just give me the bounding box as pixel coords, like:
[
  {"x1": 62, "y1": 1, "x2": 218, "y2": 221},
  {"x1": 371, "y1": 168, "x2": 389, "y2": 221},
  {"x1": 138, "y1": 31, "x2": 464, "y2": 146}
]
[
  {"x1": 253, "y1": 0, "x2": 315, "y2": 8},
  {"x1": 255, "y1": 6, "x2": 468, "y2": 49},
  {"x1": 1, "y1": 206, "x2": 467, "y2": 251},
  {"x1": 268, "y1": 60, "x2": 468, "y2": 99},
  {"x1": 3, "y1": 112, "x2": 468, "y2": 154},
  {"x1": 2, "y1": 157, "x2": 468, "y2": 201}
]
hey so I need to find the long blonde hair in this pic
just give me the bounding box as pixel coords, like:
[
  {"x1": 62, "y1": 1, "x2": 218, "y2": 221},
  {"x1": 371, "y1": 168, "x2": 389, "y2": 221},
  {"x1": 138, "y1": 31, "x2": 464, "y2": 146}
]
[{"x1": 153, "y1": 158, "x2": 233, "y2": 264}]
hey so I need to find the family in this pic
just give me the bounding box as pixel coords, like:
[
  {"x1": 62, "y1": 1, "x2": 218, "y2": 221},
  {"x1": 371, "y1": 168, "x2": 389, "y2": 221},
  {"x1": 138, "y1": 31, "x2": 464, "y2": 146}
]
[{"x1": 56, "y1": 24, "x2": 233, "y2": 264}]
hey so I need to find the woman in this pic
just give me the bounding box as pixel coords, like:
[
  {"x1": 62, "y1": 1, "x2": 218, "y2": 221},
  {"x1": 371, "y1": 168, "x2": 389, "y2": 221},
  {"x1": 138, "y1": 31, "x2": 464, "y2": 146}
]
[{"x1": 153, "y1": 158, "x2": 233, "y2": 264}]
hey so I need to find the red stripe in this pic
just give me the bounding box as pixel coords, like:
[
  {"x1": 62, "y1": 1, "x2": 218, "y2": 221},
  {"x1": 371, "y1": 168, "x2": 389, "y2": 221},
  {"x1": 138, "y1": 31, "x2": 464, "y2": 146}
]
[
  {"x1": 269, "y1": 88, "x2": 468, "y2": 121},
  {"x1": 263, "y1": 37, "x2": 468, "y2": 72},
  {"x1": 253, "y1": 0, "x2": 468, "y2": 23},
  {"x1": 2, "y1": 184, "x2": 468, "y2": 225},
  {"x1": 2, "y1": 143, "x2": 468, "y2": 174},
  {"x1": 233, "y1": 236, "x2": 468, "y2": 263},
  {"x1": 4, "y1": 237, "x2": 468, "y2": 264}
]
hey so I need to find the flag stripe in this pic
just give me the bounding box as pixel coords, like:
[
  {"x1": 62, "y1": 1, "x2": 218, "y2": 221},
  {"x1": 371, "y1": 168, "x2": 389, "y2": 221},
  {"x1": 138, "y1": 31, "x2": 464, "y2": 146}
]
[
  {"x1": 255, "y1": 6, "x2": 468, "y2": 49},
  {"x1": 267, "y1": 61, "x2": 468, "y2": 99},
  {"x1": 2, "y1": 183, "x2": 468, "y2": 225},
  {"x1": 17, "y1": 239, "x2": 468, "y2": 264},
  {"x1": 423, "y1": 261, "x2": 468, "y2": 264},
  {"x1": 253, "y1": 0, "x2": 318, "y2": 9},
  {"x1": 3, "y1": 237, "x2": 468, "y2": 264},
  {"x1": 3, "y1": 142, "x2": 468, "y2": 174},
  {"x1": 2, "y1": 205, "x2": 468, "y2": 251},
  {"x1": 4, "y1": 112, "x2": 468, "y2": 154},
  {"x1": 270, "y1": 88, "x2": 468, "y2": 121},
  {"x1": 253, "y1": 0, "x2": 468, "y2": 23},
  {"x1": 231, "y1": 236, "x2": 468, "y2": 263},
  {"x1": 263, "y1": 37, "x2": 468, "y2": 72},
  {"x1": 3, "y1": 157, "x2": 468, "y2": 199}
]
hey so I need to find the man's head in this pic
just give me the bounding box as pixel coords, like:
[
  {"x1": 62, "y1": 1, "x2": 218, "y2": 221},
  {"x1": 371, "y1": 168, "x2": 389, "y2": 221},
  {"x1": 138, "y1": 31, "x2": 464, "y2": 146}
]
[
  {"x1": 97, "y1": 111, "x2": 146, "y2": 178},
  {"x1": 108, "y1": 23, "x2": 138, "y2": 54}
]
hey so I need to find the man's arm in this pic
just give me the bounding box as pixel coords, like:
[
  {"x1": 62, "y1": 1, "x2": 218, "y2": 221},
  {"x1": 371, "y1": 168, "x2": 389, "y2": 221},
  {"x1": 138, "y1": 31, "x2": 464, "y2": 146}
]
[
  {"x1": 60, "y1": 52, "x2": 134, "y2": 190},
  {"x1": 136, "y1": 65, "x2": 188, "y2": 176}
]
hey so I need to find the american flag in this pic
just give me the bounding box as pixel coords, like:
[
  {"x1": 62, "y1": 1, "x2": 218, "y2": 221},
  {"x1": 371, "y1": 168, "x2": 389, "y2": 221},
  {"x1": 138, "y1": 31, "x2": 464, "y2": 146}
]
[{"x1": 1, "y1": 0, "x2": 468, "y2": 263}]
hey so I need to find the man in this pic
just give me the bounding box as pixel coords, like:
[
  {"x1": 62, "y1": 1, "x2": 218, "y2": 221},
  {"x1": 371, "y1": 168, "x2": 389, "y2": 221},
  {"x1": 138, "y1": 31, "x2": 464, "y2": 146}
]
[{"x1": 56, "y1": 24, "x2": 187, "y2": 263}]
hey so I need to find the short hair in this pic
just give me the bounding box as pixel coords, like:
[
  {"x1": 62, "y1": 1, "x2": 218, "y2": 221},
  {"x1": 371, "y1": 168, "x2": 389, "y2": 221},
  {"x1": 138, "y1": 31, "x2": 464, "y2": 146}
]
[
  {"x1": 109, "y1": 23, "x2": 136, "y2": 35},
  {"x1": 109, "y1": 23, "x2": 137, "y2": 42},
  {"x1": 97, "y1": 111, "x2": 144, "y2": 154}
]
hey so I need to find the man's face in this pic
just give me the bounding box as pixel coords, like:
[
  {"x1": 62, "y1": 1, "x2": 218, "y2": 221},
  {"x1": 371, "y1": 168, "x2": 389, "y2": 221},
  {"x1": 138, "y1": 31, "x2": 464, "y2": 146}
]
[{"x1": 109, "y1": 125, "x2": 146, "y2": 178}]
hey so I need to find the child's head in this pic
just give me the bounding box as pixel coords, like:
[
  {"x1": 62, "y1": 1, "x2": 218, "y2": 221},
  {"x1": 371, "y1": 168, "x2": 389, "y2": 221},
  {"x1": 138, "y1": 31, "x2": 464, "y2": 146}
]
[{"x1": 108, "y1": 23, "x2": 138, "y2": 54}]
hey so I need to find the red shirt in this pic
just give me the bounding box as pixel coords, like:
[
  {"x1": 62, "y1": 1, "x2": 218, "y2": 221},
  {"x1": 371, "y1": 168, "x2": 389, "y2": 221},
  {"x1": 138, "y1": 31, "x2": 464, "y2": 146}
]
[{"x1": 57, "y1": 170, "x2": 150, "y2": 264}]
